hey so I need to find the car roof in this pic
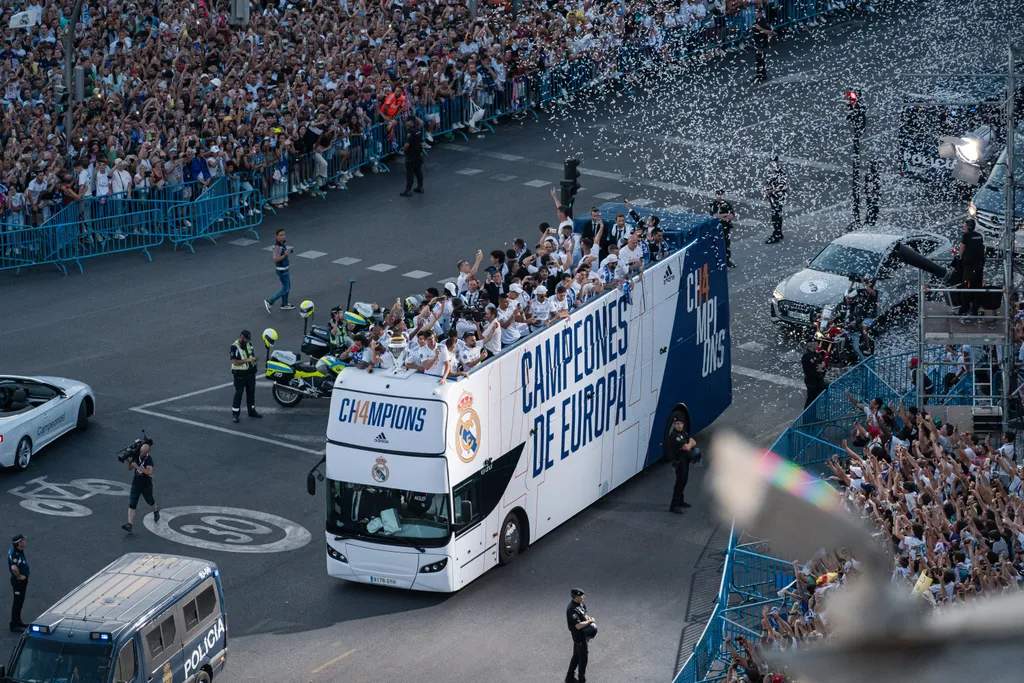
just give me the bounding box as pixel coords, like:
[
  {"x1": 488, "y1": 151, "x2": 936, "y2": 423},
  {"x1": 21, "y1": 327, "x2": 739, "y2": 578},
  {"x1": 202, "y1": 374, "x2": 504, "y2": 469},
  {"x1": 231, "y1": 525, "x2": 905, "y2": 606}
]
[
  {"x1": 33, "y1": 554, "x2": 217, "y2": 639},
  {"x1": 828, "y1": 231, "x2": 937, "y2": 253}
]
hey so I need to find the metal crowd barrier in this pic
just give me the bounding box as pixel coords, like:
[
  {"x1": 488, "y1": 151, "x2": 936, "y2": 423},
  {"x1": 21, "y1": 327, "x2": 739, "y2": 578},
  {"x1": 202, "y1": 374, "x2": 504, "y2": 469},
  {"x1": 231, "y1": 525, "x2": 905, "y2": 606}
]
[{"x1": 166, "y1": 178, "x2": 262, "y2": 253}]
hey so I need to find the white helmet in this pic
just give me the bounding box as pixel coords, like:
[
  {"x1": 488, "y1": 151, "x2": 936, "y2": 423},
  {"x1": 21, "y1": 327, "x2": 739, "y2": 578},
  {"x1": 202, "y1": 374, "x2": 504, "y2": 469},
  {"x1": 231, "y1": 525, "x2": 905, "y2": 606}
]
[{"x1": 262, "y1": 328, "x2": 278, "y2": 349}]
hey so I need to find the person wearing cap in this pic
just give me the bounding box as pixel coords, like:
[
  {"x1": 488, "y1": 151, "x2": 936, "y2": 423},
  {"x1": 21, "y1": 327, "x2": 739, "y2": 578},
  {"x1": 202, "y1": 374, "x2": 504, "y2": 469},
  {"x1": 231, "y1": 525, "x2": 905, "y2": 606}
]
[
  {"x1": 230, "y1": 329, "x2": 262, "y2": 423},
  {"x1": 529, "y1": 285, "x2": 554, "y2": 328},
  {"x1": 8, "y1": 534, "x2": 29, "y2": 632},
  {"x1": 665, "y1": 416, "x2": 700, "y2": 513},
  {"x1": 709, "y1": 188, "x2": 736, "y2": 267},
  {"x1": 566, "y1": 587, "x2": 594, "y2": 683}
]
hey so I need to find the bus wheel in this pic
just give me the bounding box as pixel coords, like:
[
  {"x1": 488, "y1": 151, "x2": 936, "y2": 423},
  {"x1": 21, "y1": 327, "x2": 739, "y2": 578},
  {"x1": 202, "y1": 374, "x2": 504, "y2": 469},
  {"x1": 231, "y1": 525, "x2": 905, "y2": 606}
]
[
  {"x1": 498, "y1": 512, "x2": 521, "y2": 565},
  {"x1": 195, "y1": 671, "x2": 212, "y2": 683}
]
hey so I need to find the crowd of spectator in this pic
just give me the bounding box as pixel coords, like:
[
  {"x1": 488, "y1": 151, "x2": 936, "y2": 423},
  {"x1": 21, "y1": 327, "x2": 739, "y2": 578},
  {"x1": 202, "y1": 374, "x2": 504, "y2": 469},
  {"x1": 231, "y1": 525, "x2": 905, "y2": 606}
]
[
  {"x1": 331, "y1": 194, "x2": 670, "y2": 381},
  {"x1": 0, "y1": 0, "x2": 855, "y2": 230},
  {"x1": 723, "y1": 387, "x2": 1024, "y2": 682}
]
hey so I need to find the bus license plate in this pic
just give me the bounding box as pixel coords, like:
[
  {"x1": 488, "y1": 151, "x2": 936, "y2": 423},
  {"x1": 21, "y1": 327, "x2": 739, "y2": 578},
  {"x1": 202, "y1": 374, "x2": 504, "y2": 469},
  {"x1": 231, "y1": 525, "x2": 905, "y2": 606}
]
[
  {"x1": 369, "y1": 575, "x2": 398, "y2": 586},
  {"x1": 789, "y1": 311, "x2": 810, "y2": 322}
]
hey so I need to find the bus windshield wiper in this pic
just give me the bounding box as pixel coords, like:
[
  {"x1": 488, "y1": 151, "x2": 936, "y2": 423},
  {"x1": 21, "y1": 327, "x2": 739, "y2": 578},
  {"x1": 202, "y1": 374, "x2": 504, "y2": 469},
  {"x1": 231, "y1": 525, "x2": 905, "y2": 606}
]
[{"x1": 387, "y1": 534, "x2": 425, "y2": 553}]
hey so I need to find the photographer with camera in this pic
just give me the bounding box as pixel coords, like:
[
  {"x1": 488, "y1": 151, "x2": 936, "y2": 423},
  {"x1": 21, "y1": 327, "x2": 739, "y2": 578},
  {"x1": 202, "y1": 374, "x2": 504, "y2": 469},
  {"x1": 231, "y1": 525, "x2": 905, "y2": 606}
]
[
  {"x1": 121, "y1": 439, "x2": 158, "y2": 533},
  {"x1": 666, "y1": 417, "x2": 701, "y2": 514}
]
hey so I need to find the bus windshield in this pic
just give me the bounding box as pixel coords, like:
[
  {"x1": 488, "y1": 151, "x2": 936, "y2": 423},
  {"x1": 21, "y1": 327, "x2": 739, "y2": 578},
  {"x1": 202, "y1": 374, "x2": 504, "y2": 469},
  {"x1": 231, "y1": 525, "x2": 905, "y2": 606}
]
[
  {"x1": 9, "y1": 638, "x2": 110, "y2": 683},
  {"x1": 327, "y1": 480, "x2": 450, "y2": 547}
]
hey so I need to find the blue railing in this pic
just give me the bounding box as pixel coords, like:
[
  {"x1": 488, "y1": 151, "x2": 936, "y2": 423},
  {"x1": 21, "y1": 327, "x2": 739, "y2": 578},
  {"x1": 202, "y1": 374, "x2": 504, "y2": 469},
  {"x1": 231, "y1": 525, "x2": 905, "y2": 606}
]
[
  {"x1": 672, "y1": 350, "x2": 930, "y2": 683},
  {"x1": 2, "y1": 0, "x2": 865, "y2": 276}
]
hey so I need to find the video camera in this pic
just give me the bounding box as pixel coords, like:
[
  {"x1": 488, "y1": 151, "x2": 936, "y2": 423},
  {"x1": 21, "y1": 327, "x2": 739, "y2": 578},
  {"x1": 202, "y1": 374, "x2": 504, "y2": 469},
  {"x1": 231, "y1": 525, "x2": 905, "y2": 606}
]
[
  {"x1": 453, "y1": 305, "x2": 487, "y2": 323},
  {"x1": 117, "y1": 431, "x2": 153, "y2": 463}
]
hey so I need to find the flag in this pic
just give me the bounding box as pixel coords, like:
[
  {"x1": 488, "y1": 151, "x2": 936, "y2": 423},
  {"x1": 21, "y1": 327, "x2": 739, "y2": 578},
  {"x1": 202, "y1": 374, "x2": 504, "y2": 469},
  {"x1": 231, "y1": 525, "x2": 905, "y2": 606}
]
[
  {"x1": 8, "y1": 11, "x2": 39, "y2": 29},
  {"x1": 621, "y1": 281, "x2": 633, "y2": 306}
]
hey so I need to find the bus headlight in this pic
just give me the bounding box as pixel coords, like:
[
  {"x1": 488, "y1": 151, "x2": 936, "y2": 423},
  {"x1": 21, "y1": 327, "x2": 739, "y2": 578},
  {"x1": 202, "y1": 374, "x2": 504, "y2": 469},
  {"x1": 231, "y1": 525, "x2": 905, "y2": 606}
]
[
  {"x1": 968, "y1": 200, "x2": 977, "y2": 217},
  {"x1": 327, "y1": 546, "x2": 348, "y2": 563},
  {"x1": 419, "y1": 558, "x2": 449, "y2": 573}
]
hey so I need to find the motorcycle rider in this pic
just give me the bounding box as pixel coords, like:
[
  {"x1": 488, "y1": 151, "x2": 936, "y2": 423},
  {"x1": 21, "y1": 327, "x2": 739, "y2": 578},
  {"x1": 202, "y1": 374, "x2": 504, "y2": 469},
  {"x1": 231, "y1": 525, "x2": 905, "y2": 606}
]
[{"x1": 230, "y1": 330, "x2": 262, "y2": 423}]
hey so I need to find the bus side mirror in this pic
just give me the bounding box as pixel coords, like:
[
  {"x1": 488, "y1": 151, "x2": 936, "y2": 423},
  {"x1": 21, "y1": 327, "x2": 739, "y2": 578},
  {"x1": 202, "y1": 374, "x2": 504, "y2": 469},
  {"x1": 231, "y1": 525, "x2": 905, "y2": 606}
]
[
  {"x1": 460, "y1": 500, "x2": 473, "y2": 523},
  {"x1": 307, "y1": 472, "x2": 317, "y2": 496}
]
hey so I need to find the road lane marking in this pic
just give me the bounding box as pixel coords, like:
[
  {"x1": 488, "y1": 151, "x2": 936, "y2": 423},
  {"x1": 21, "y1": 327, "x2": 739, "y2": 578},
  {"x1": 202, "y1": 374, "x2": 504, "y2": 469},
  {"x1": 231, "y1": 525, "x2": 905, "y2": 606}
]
[
  {"x1": 297, "y1": 250, "x2": 327, "y2": 259},
  {"x1": 129, "y1": 407, "x2": 325, "y2": 455},
  {"x1": 143, "y1": 506, "x2": 312, "y2": 554},
  {"x1": 456, "y1": 168, "x2": 484, "y2": 175},
  {"x1": 230, "y1": 238, "x2": 259, "y2": 246},
  {"x1": 490, "y1": 173, "x2": 517, "y2": 181},
  {"x1": 593, "y1": 192, "x2": 621, "y2": 200},
  {"x1": 523, "y1": 179, "x2": 551, "y2": 187},
  {"x1": 484, "y1": 152, "x2": 524, "y2": 161},
  {"x1": 134, "y1": 382, "x2": 237, "y2": 409},
  {"x1": 732, "y1": 366, "x2": 804, "y2": 389},
  {"x1": 366, "y1": 263, "x2": 397, "y2": 272},
  {"x1": 403, "y1": 270, "x2": 433, "y2": 279},
  {"x1": 312, "y1": 649, "x2": 358, "y2": 675},
  {"x1": 332, "y1": 257, "x2": 362, "y2": 266}
]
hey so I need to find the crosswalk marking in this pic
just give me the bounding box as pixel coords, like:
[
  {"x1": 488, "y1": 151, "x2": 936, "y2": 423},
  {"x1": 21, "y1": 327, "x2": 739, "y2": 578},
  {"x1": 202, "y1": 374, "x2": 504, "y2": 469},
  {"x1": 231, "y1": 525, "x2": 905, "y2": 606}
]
[
  {"x1": 593, "y1": 192, "x2": 621, "y2": 200},
  {"x1": 332, "y1": 257, "x2": 362, "y2": 266},
  {"x1": 738, "y1": 341, "x2": 765, "y2": 352},
  {"x1": 402, "y1": 270, "x2": 433, "y2": 279},
  {"x1": 456, "y1": 168, "x2": 484, "y2": 175},
  {"x1": 628, "y1": 198, "x2": 654, "y2": 207},
  {"x1": 297, "y1": 250, "x2": 327, "y2": 259},
  {"x1": 523, "y1": 179, "x2": 551, "y2": 187},
  {"x1": 484, "y1": 152, "x2": 524, "y2": 162},
  {"x1": 437, "y1": 276, "x2": 459, "y2": 285},
  {"x1": 263, "y1": 246, "x2": 275, "y2": 252},
  {"x1": 230, "y1": 238, "x2": 259, "y2": 246},
  {"x1": 491, "y1": 174, "x2": 517, "y2": 181},
  {"x1": 367, "y1": 263, "x2": 397, "y2": 272}
]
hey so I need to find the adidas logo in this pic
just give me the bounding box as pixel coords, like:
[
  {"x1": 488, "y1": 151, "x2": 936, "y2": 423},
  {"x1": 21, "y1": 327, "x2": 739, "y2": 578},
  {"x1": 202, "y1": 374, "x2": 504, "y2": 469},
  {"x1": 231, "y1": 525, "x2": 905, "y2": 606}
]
[
  {"x1": 373, "y1": 432, "x2": 389, "y2": 444},
  {"x1": 663, "y1": 265, "x2": 676, "y2": 285}
]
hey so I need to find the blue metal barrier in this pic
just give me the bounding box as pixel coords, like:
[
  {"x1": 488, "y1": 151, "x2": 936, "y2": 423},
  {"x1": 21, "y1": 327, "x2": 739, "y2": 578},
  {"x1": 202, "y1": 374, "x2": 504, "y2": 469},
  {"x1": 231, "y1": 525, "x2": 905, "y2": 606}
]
[{"x1": 166, "y1": 178, "x2": 263, "y2": 253}]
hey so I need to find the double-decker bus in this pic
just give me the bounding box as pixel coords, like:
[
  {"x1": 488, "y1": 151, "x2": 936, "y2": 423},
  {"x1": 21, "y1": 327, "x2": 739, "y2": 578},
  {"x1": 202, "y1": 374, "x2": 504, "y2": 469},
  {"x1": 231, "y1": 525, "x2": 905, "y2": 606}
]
[{"x1": 307, "y1": 205, "x2": 732, "y2": 591}]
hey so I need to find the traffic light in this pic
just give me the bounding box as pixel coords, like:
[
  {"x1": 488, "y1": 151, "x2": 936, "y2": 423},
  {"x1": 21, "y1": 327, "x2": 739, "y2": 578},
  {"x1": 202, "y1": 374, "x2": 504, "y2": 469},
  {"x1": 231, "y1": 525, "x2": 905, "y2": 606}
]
[{"x1": 559, "y1": 157, "x2": 581, "y2": 213}]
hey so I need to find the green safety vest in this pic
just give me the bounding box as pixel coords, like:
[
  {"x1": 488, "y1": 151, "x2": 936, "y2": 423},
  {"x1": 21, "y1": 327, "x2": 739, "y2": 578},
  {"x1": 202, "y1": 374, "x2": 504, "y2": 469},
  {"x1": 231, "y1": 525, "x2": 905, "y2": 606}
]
[{"x1": 232, "y1": 340, "x2": 254, "y2": 372}]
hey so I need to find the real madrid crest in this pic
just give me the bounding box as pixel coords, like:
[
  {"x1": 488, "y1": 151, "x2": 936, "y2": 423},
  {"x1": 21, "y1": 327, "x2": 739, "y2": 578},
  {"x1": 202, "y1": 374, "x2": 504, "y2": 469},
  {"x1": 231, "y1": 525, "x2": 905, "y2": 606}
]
[
  {"x1": 162, "y1": 661, "x2": 173, "y2": 683},
  {"x1": 371, "y1": 456, "x2": 390, "y2": 483},
  {"x1": 455, "y1": 392, "x2": 481, "y2": 463}
]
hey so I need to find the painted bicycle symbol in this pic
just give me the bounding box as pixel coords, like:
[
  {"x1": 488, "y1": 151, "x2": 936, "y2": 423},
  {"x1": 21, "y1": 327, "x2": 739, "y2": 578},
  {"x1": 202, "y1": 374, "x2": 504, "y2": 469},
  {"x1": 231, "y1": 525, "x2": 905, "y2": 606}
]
[{"x1": 8, "y1": 477, "x2": 130, "y2": 517}]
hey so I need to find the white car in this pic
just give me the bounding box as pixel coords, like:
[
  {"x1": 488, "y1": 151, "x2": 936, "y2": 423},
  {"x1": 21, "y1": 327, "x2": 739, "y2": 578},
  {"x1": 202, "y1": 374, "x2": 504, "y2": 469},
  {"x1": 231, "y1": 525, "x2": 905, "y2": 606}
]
[{"x1": 0, "y1": 376, "x2": 96, "y2": 471}]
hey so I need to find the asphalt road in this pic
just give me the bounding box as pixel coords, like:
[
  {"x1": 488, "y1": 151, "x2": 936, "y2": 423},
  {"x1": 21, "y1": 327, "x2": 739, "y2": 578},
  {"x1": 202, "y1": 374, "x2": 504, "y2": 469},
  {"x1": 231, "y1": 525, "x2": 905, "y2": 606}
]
[{"x1": 0, "y1": 0, "x2": 1012, "y2": 680}]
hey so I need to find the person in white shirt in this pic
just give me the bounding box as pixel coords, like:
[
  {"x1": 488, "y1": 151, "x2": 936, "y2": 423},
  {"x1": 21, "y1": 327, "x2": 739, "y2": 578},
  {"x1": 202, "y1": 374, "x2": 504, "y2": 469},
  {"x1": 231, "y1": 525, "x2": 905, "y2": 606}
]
[
  {"x1": 597, "y1": 254, "x2": 619, "y2": 285},
  {"x1": 549, "y1": 285, "x2": 571, "y2": 323},
  {"x1": 77, "y1": 161, "x2": 94, "y2": 199},
  {"x1": 616, "y1": 233, "x2": 645, "y2": 280},
  {"x1": 457, "y1": 331, "x2": 487, "y2": 371},
  {"x1": 550, "y1": 187, "x2": 574, "y2": 232},
  {"x1": 456, "y1": 250, "x2": 484, "y2": 295},
  {"x1": 529, "y1": 286, "x2": 554, "y2": 327},
  {"x1": 559, "y1": 223, "x2": 583, "y2": 268},
  {"x1": 506, "y1": 283, "x2": 534, "y2": 335},
  {"x1": 480, "y1": 306, "x2": 503, "y2": 356},
  {"x1": 110, "y1": 159, "x2": 133, "y2": 196},
  {"x1": 93, "y1": 158, "x2": 112, "y2": 198},
  {"x1": 407, "y1": 331, "x2": 451, "y2": 384},
  {"x1": 495, "y1": 295, "x2": 522, "y2": 345}
]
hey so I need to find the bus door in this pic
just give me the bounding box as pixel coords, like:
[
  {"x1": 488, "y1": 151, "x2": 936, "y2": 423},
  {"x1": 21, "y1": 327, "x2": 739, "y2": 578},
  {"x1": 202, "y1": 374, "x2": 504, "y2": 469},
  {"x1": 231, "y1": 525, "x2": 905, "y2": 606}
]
[
  {"x1": 451, "y1": 476, "x2": 488, "y2": 587},
  {"x1": 140, "y1": 609, "x2": 184, "y2": 683},
  {"x1": 111, "y1": 636, "x2": 140, "y2": 683}
]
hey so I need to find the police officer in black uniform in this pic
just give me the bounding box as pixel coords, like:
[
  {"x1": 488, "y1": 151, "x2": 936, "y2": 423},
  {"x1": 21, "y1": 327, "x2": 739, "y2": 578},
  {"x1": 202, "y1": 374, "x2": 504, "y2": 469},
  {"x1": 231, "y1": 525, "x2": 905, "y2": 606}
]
[
  {"x1": 8, "y1": 533, "x2": 29, "y2": 632},
  {"x1": 230, "y1": 330, "x2": 262, "y2": 424},
  {"x1": 751, "y1": 8, "x2": 773, "y2": 84},
  {"x1": 801, "y1": 341, "x2": 827, "y2": 409},
  {"x1": 763, "y1": 156, "x2": 788, "y2": 244},
  {"x1": 665, "y1": 418, "x2": 700, "y2": 513},
  {"x1": 845, "y1": 92, "x2": 867, "y2": 226},
  {"x1": 566, "y1": 588, "x2": 595, "y2": 683},
  {"x1": 399, "y1": 117, "x2": 425, "y2": 197},
  {"x1": 957, "y1": 219, "x2": 986, "y2": 317},
  {"x1": 709, "y1": 189, "x2": 736, "y2": 267},
  {"x1": 864, "y1": 161, "x2": 881, "y2": 226}
]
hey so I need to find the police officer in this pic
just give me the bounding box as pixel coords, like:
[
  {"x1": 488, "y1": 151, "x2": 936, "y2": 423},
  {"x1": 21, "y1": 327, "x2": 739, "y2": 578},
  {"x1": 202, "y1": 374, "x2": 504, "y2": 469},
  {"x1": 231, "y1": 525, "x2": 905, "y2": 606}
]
[
  {"x1": 230, "y1": 329, "x2": 262, "y2": 423},
  {"x1": 957, "y1": 219, "x2": 986, "y2": 318},
  {"x1": 709, "y1": 189, "x2": 736, "y2": 267},
  {"x1": 665, "y1": 418, "x2": 700, "y2": 513},
  {"x1": 566, "y1": 588, "x2": 595, "y2": 683},
  {"x1": 751, "y1": 8, "x2": 773, "y2": 84},
  {"x1": 801, "y1": 341, "x2": 827, "y2": 409},
  {"x1": 763, "y1": 156, "x2": 788, "y2": 244},
  {"x1": 399, "y1": 117, "x2": 425, "y2": 197},
  {"x1": 845, "y1": 92, "x2": 867, "y2": 226},
  {"x1": 864, "y1": 161, "x2": 881, "y2": 226},
  {"x1": 8, "y1": 533, "x2": 29, "y2": 632}
]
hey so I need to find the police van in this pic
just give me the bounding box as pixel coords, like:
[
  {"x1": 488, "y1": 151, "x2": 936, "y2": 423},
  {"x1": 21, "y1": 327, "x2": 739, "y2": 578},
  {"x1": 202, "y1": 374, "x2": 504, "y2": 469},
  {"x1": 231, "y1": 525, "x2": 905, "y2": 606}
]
[{"x1": 2, "y1": 553, "x2": 227, "y2": 683}]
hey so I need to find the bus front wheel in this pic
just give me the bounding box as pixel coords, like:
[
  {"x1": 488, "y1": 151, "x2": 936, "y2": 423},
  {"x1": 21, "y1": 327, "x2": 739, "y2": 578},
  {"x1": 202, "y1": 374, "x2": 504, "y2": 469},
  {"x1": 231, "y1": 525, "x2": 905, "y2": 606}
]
[{"x1": 498, "y1": 512, "x2": 521, "y2": 565}]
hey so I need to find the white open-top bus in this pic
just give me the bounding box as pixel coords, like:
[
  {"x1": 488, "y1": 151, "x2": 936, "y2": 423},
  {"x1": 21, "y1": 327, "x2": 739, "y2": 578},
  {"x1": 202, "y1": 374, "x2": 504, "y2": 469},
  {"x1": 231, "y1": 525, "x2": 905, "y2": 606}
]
[{"x1": 307, "y1": 205, "x2": 732, "y2": 591}]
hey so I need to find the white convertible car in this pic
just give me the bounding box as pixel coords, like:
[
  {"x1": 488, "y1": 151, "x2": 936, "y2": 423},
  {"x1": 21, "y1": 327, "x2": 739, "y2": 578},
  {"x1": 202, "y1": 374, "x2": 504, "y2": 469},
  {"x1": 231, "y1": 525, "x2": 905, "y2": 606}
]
[{"x1": 0, "y1": 375, "x2": 95, "y2": 471}]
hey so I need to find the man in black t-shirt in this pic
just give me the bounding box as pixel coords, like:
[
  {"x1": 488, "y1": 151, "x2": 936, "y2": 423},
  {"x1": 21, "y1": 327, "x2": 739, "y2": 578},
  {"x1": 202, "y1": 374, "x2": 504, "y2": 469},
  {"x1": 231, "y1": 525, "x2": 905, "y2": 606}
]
[
  {"x1": 566, "y1": 588, "x2": 595, "y2": 683},
  {"x1": 122, "y1": 443, "x2": 158, "y2": 533},
  {"x1": 801, "y1": 342, "x2": 827, "y2": 409},
  {"x1": 957, "y1": 219, "x2": 986, "y2": 316},
  {"x1": 751, "y1": 9, "x2": 773, "y2": 84},
  {"x1": 709, "y1": 189, "x2": 736, "y2": 267}
]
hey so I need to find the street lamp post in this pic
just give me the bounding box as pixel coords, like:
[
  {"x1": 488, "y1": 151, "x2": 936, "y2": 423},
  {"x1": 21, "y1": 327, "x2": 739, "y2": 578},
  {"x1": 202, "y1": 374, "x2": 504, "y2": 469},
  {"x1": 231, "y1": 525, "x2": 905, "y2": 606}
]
[{"x1": 63, "y1": 0, "x2": 85, "y2": 161}]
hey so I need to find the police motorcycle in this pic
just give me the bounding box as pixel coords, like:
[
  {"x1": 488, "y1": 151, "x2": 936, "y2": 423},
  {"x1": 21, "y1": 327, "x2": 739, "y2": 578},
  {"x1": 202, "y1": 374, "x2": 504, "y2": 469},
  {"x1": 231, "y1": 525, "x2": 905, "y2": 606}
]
[
  {"x1": 813, "y1": 283, "x2": 877, "y2": 368},
  {"x1": 262, "y1": 301, "x2": 346, "y2": 407}
]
